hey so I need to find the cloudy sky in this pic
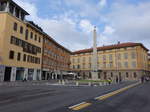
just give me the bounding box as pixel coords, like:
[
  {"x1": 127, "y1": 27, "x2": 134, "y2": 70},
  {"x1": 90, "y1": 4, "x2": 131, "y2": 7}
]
[{"x1": 14, "y1": 0, "x2": 150, "y2": 51}]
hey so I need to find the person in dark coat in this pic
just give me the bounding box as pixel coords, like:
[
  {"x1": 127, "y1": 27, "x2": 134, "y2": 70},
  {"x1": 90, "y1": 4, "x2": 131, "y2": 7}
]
[
  {"x1": 116, "y1": 76, "x2": 119, "y2": 83},
  {"x1": 141, "y1": 76, "x2": 144, "y2": 83}
]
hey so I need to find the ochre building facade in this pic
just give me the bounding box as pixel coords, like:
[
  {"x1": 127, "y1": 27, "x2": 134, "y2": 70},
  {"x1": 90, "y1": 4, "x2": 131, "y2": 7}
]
[
  {"x1": 70, "y1": 43, "x2": 149, "y2": 81},
  {"x1": 0, "y1": 0, "x2": 71, "y2": 82},
  {"x1": 0, "y1": 0, "x2": 43, "y2": 81},
  {"x1": 42, "y1": 35, "x2": 71, "y2": 80},
  {"x1": 148, "y1": 53, "x2": 150, "y2": 73}
]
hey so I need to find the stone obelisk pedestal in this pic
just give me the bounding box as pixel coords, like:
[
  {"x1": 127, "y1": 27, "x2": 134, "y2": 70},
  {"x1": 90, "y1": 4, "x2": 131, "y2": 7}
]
[{"x1": 91, "y1": 27, "x2": 98, "y2": 80}]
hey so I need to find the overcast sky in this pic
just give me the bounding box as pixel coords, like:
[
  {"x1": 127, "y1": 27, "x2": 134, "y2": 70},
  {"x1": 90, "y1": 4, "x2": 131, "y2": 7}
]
[{"x1": 14, "y1": 0, "x2": 150, "y2": 52}]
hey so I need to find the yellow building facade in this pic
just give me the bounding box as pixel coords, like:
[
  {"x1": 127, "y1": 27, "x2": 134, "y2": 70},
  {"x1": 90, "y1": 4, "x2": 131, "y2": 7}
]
[
  {"x1": 70, "y1": 42, "x2": 149, "y2": 81},
  {"x1": 148, "y1": 54, "x2": 150, "y2": 73},
  {"x1": 0, "y1": 0, "x2": 43, "y2": 81}
]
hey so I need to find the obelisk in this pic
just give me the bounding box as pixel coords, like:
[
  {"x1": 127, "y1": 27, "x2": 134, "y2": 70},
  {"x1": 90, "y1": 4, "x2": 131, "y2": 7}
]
[{"x1": 91, "y1": 26, "x2": 98, "y2": 80}]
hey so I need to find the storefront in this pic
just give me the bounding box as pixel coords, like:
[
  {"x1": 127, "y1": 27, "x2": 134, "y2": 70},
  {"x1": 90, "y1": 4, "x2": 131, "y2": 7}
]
[
  {"x1": 28, "y1": 69, "x2": 34, "y2": 81},
  {"x1": 16, "y1": 67, "x2": 24, "y2": 81}
]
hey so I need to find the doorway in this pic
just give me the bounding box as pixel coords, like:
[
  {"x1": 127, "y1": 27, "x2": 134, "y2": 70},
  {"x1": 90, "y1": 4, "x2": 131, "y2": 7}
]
[
  {"x1": 16, "y1": 70, "x2": 24, "y2": 80},
  {"x1": 4, "y1": 67, "x2": 11, "y2": 81}
]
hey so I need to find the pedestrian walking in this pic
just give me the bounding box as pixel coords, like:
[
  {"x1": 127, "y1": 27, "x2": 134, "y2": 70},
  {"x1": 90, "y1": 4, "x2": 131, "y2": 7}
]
[
  {"x1": 108, "y1": 78, "x2": 112, "y2": 85},
  {"x1": 116, "y1": 76, "x2": 119, "y2": 83},
  {"x1": 141, "y1": 76, "x2": 144, "y2": 83}
]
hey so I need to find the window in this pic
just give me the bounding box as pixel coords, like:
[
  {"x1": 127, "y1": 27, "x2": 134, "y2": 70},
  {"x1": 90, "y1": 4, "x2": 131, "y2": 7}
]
[
  {"x1": 124, "y1": 53, "x2": 128, "y2": 59},
  {"x1": 73, "y1": 65, "x2": 75, "y2": 69},
  {"x1": 110, "y1": 62, "x2": 113, "y2": 68},
  {"x1": 23, "y1": 54, "x2": 26, "y2": 61},
  {"x1": 118, "y1": 62, "x2": 122, "y2": 68},
  {"x1": 13, "y1": 22, "x2": 17, "y2": 31},
  {"x1": 17, "y1": 52, "x2": 21, "y2": 61},
  {"x1": 20, "y1": 26, "x2": 23, "y2": 34},
  {"x1": 131, "y1": 52, "x2": 136, "y2": 59},
  {"x1": 109, "y1": 54, "x2": 113, "y2": 61},
  {"x1": 77, "y1": 65, "x2": 80, "y2": 69},
  {"x1": 83, "y1": 57, "x2": 85, "y2": 63},
  {"x1": 35, "y1": 34, "x2": 37, "y2": 41},
  {"x1": 39, "y1": 37, "x2": 41, "y2": 42},
  {"x1": 118, "y1": 53, "x2": 121, "y2": 60},
  {"x1": 25, "y1": 29, "x2": 28, "y2": 40},
  {"x1": 89, "y1": 57, "x2": 91, "y2": 62},
  {"x1": 124, "y1": 62, "x2": 128, "y2": 68},
  {"x1": 126, "y1": 72, "x2": 129, "y2": 77},
  {"x1": 0, "y1": 2, "x2": 7, "y2": 11},
  {"x1": 132, "y1": 61, "x2": 136, "y2": 68},
  {"x1": 103, "y1": 55, "x2": 106, "y2": 60},
  {"x1": 10, "y1": 36, "x2": 41, "y2": 55},
  {"x1": 78, "y1": 58, "x2": 80, "y2": 63},
  {"x1": 103, "y1": 62, "x2": 106, "y2": 68},
  {"x1": 9, "y1": 50, "x2": 14, "y2": 59},
  {"x1": 30, "y1": 32, "x2": 33, "y2": 39}
]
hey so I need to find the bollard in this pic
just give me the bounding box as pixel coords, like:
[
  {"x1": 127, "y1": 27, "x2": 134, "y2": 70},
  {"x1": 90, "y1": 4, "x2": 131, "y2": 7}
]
[
  {"x1": 88, "y1": 82, "x2": 91, "y2": 86},
  {"x1": 99, "y1": 82, "x2": 102, "y2": 86},
  {"x1": 76, "y1": 81, "x2": 79, "y2": 86},
  {"x1": 58, "y1": 80, "x2": 61, "y2": 84},
  {"x1": 62, "y1": 80, "x2": 65, "y2": 85}
]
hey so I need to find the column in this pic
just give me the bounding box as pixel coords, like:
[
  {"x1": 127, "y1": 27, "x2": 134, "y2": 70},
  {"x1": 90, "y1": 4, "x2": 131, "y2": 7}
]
[
  {"x1": 38, "y1": 70, "x2": 41, "y2": 80},
  {"x1": 33, "y1": 69, "x2": 37, "y2": 80},
  {"x1": 13, "y1": 7, "x2": 16, "y2": 16},
  {"x1": 52, "y1": 73, "x2": 54, "y2": 79},
  {"x1": 0, "y1": 65, "x2": 5, "y2": 82},
  {"x1": 19, "y1": 10, "x2": 21, "y2": 19},
  {"x1": 91, "y1": 26, "x2": 98, "y2": 80},
  {"x1": 5, "y1": 1, "x2": 9, "y2": 12},
  {"x1": 45, "y1": 72, "x2": 48, "y2": 80},
  {"x1": 10, "y1": 67, "x2": 16, "y2": 81},
  {"x1": 24, "y1": 68, "x2": 28, "y2": 80}
]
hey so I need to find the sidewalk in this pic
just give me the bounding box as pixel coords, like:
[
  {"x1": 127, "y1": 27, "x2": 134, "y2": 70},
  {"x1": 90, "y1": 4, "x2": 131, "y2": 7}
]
[
  {"x1": 0, "y1": 80, "x2": 138, "y2": 87},
  {"x1": 0, "y1": 80, "x2": 58, "y2": 87}
]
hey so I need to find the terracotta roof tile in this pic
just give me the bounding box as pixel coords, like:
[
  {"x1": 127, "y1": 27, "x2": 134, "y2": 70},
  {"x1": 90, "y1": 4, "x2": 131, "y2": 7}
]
[{"x1": 73, "y1": 42, "x2": 149, "y2": 54}]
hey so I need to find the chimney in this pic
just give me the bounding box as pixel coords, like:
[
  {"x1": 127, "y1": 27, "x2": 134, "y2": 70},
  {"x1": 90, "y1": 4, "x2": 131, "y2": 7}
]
[{"x1": 118, "y1": 41, "x2": 120, "y2": 44}]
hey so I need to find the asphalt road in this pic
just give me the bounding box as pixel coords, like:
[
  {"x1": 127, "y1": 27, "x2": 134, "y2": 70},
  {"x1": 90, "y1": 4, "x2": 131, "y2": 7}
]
[
  {"x1": 77, "y1": 82, "x2": 150, "y2": 112},
  {"x1": 0, "y1": 81, "x2": 146, "y2": 112}
]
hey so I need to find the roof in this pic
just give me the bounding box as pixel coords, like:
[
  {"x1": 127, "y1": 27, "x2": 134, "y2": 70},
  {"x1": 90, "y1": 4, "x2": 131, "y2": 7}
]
[
  {"x1": 73, "y1": 42, "x2": 149, "y2": 54},
  {"x1": 1, "y1": 0, "x2": 29, "y2": 15},
  {"x1": 26, "y1": 22, "x2": 72, "y2": 54},
  {"x1": 44, "y1": 34, "x2": 72, "y2": 54},
  {"x1": 28, "y1": 21, "x2": 43, "y2": 32}
]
